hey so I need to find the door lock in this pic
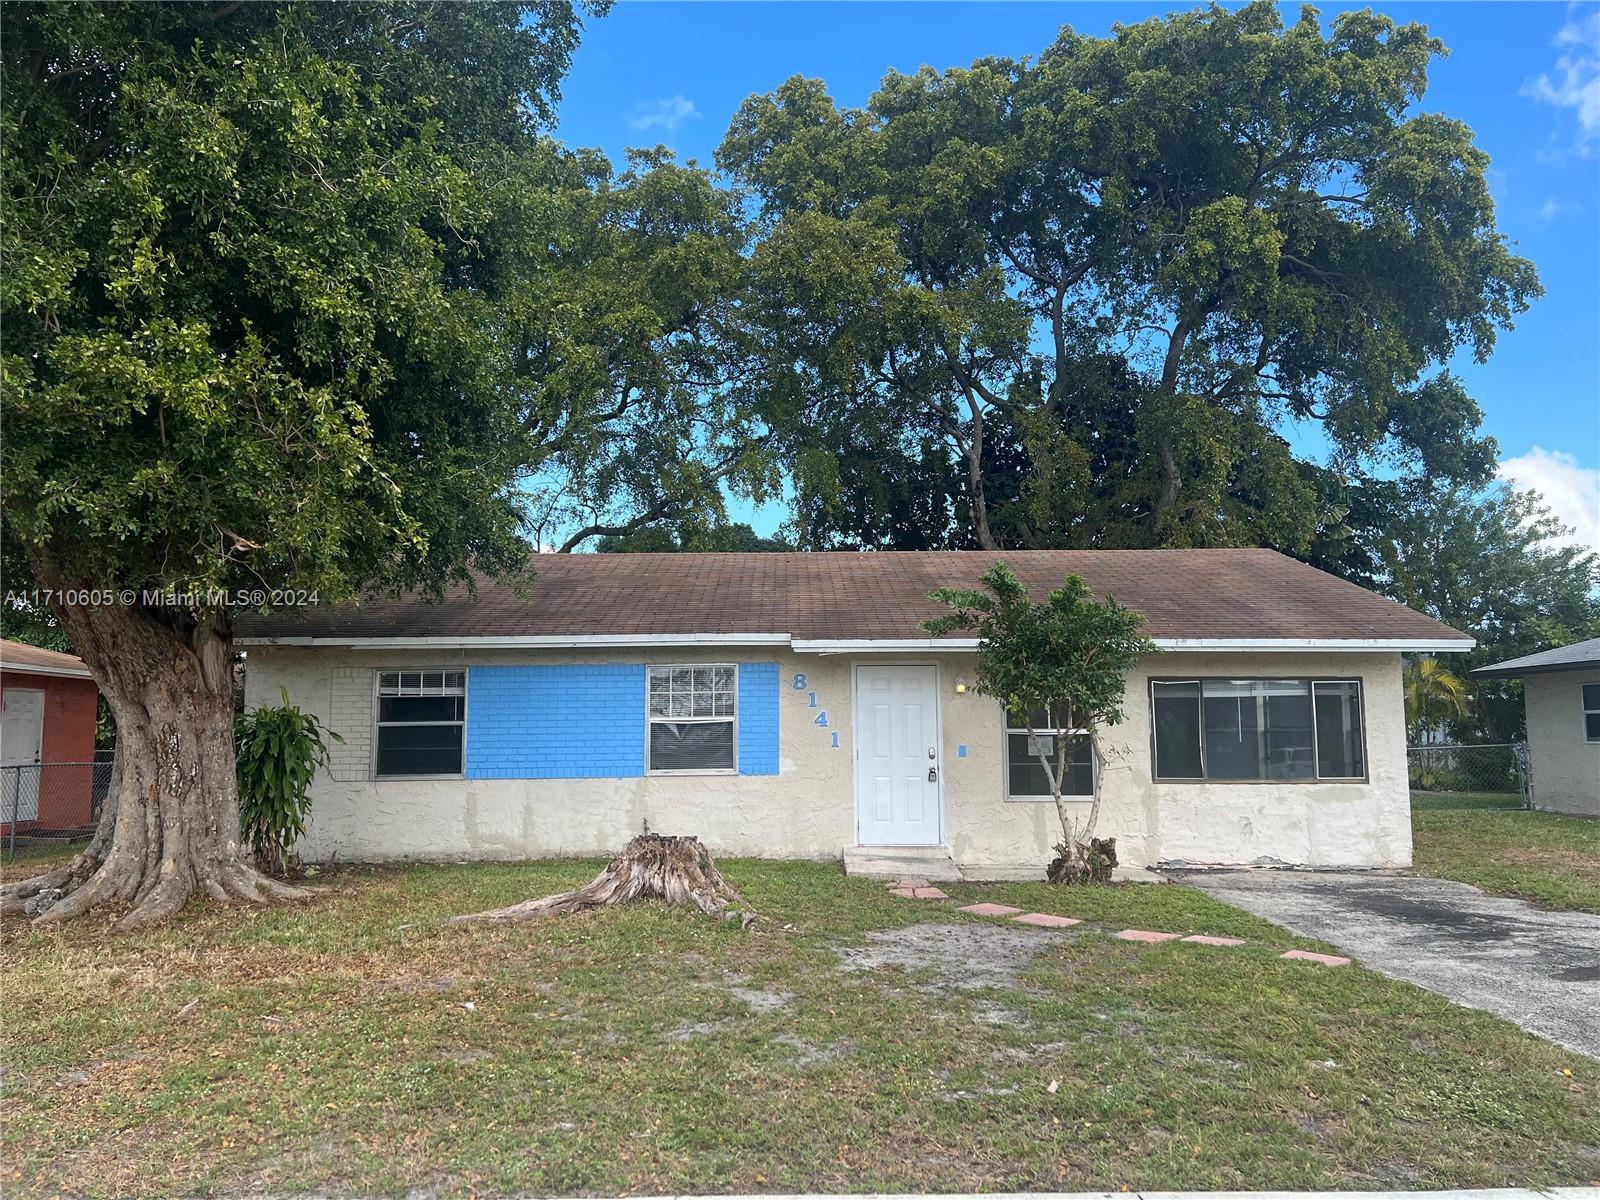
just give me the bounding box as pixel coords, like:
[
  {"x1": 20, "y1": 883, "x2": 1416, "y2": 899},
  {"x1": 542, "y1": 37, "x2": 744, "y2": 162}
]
[{"x1": 928, "y1": 766, "x2": 938, "y2": 782}]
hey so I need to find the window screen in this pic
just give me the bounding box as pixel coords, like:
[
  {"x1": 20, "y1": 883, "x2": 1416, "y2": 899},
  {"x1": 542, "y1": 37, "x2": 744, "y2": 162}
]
[
  {"x1": 375, "y1": 670, "x2": 465, "y2": 777},
  {"x1": 1152, "y1": 678, "x2": 1365, "y2": 782},
  {"x1": 647, "y1": 666, "x2": 737, "y2": 771},
  {"x1": 1005, "y1": 706, "x2": 1093, "y2": 798},
  {"x1": 1151, "y1": 681, "x2": 1203, "y2": 779},
  {"x1": 1313, "y1": 681, "x2": 1365, "y2": 778}
]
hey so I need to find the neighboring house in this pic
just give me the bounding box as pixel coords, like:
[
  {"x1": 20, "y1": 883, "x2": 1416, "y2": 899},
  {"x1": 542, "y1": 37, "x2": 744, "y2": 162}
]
[
  {"x1": 0, "y1": 639, "x2": 99, "y2": 833},
  {"x1": 1473, "y1": 639, "x2": 1600, "y2": 817},
  {"x1": 236, "y1": 550, "x2": 1472, "y2": 874}
]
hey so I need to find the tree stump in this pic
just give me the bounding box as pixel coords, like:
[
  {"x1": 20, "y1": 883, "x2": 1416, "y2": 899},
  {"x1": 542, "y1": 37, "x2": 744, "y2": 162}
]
[
  {"x1": 1046, "y1": 836, "x2": 1118, "y2": 885},
  {"x1": 449, "y1": 834, "x2": 752, "y2": 924}
]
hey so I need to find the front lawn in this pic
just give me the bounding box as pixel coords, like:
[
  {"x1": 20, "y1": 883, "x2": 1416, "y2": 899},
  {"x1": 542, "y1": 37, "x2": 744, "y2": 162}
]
[
  {"x1": 3, "y1": 860, "x2": 1595, "y2": 1198},
  {"x1": 1412, "y1": 797, "x2": 1600, "y2": 912}
]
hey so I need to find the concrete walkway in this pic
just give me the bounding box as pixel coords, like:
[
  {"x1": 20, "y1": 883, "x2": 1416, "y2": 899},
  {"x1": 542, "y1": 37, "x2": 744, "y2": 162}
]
[{"x1": 1177, "y1": 869, "x2": 1600, "y2": 1059}]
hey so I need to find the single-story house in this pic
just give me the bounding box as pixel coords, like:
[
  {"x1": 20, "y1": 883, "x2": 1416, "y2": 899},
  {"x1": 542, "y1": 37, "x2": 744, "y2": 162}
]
[
  {"x1": 1473, "y1": 638, "x2": 1600, "y2": 817},
  {"x1": 0, "y1": 638, "x2": 100, "y2": 834},
  {"x1": 236, "y1": 549, "x2": 1472, "y2": 874}
]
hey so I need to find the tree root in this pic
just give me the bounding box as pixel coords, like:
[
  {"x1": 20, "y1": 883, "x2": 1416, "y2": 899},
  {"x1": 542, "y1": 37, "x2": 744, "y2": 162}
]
[
  {"x1": 450, "y1": 834, "x2": 752, "y2": 924},
  {"x1": 4, "y1": 850, "x2": 317, "y2": 928}
]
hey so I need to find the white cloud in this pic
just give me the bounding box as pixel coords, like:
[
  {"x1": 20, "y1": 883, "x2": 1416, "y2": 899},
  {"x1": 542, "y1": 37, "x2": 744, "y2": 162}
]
[
  {"x1": 1523, "y1": 7, "x2": 1600, "y2": 151},
  {"x1": 1498, "y1": 446, "x2": 1600, "y2": 554},
  {"x1": 1536, "y1": 195, "x2": 1569, "y2": 221},
  {"x1": 625, "y1": 95, "x2": 700, "y2": 134}
]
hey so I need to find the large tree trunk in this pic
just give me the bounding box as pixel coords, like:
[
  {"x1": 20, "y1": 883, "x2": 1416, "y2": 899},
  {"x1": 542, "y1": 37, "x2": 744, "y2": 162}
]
[{"x1": 1, "y1": 573, "x2": 308, "y2": 929}]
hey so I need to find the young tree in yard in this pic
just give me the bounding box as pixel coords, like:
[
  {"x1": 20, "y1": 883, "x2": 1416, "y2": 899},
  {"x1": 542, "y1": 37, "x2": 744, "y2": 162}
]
[
  {"x1": 925, "y1": 564, "x2": 1153, "y2": 883},
  {"x1": 2, "y1": 3, "x2": 767, "y2": 928},
  {"x1": 721, "y1": 2, "x2": 1538, "y2": 552}
]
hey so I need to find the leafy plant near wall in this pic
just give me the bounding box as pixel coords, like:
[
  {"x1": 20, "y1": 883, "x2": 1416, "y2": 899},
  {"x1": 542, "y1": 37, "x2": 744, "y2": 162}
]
[
  {"x1": 236, "y1": 691, "x2": 341, "y2": 877},
  {"x1": 925, "y1": 564, "x2": 1153, "y2": 884}
]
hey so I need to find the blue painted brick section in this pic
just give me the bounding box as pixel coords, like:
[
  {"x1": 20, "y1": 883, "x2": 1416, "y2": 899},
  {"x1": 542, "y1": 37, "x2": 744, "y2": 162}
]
[
  {"x1": 466, "y1": 664, "x2": 645, "y2": 780},
  {"x1": 738, "y1": 661, "x2": 780, "y2": 776}
]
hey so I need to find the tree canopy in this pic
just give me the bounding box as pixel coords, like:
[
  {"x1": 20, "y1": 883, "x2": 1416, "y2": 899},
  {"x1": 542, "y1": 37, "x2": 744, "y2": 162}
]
[
  {"x1": 721, "y1": 1, "x2": 1540, "y2": 552},
  {"x1": 1308, "y1": 476, "x2": 1600, "y2": 740}
]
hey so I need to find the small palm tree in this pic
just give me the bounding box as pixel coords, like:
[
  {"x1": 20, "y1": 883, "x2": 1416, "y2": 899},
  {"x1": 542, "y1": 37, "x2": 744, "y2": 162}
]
[{"x1": 1404, "y1": 657, "x2": 1470, "y2": 743}]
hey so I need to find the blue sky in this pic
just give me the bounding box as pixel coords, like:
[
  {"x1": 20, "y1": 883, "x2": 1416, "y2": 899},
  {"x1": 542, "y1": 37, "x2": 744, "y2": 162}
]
[{"x1": 550, "y1": 1, "x2": 1600, "y2": 549}]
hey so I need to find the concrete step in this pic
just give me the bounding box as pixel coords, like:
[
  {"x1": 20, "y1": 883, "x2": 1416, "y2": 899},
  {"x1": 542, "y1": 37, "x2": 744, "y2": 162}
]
[{"x1": 842, "y1": 844, "x2": 962, "y2": 882}]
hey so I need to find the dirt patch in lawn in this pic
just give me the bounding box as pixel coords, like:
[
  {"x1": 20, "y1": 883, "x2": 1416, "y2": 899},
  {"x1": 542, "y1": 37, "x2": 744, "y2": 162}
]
[{"x1": 836, "y1": 920, "x2": 1071, "y2": 991}]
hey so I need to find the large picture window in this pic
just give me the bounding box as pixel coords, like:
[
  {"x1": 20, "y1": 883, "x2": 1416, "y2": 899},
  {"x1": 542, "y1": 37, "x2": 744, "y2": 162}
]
[
  {"x1": 648, "y1": 665, "x2": 737, "y2": 773},
  {"x1": 1151, "y1": 678, "x2": 1365, "y2": 782},
  {"x1": 375, "y1": 670, "x2": 465, "y2": 778},
  {"x1": 1005, "y1": 706, "x2": 1094, "y2": 799}
]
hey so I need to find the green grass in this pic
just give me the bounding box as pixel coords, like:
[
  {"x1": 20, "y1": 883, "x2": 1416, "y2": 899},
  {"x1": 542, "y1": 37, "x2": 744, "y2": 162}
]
[
  {"x1": 1409, "y1": 790, "x2": 1525, "y2": 812},
  {"x1": 1412, "y1": 795, "x2": 1600, "y2": 912},
  {"x1": 3, "y1": 859, "x2": 1596, "y2": 1198}
]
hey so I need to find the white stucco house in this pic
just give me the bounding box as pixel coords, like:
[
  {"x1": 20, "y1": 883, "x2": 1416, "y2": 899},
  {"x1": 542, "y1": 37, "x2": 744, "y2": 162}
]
[
  {"x1": 1473, "y1": 638, "x2": 1600, "y2": 818},
  {"x1": 236, "y1": 549, "x2": 1473, "y2": 875}
]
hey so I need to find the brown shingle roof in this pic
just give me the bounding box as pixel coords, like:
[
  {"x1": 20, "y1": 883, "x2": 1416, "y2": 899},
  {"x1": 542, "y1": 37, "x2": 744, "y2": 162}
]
[
  {"x1": 0, "y1": 638, "x2": 93, "y2": 677},
  {"x1": 234, "y1": 550, "x2": 1468, "y2": 647}
]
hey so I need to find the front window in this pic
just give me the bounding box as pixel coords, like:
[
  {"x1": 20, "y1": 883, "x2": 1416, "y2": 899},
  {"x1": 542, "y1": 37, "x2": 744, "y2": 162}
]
[
  {"x1": 1151, "y1": 678, "x2": 1365, "y2": 782},
  {"x1": 1005, "y1": 706, "x2": 1094, "y2": 799},
  {"x1": 648, "y1": 665, "x2": 737, "y2": 772},
  {"x1": 1584, "y1": 683, "x2": 1600, "y2": 742},
  {"x1": 375, "y1": 670, "x2": 465, "y2": 778}
]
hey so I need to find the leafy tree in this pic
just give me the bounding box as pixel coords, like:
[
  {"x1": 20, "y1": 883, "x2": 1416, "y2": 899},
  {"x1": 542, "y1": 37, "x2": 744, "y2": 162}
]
[
  {"x1": 1306, "y1": 476, "x2": 1600, "y2": 740},
  {"x1": 722, "y1": 2, "x2": 1538, "y2": 551},
  {"x1": 596, "y1": 521, "x2": 792, "y2": 553},
  {"x1": 0, "y1": 2, "x2": 767, "y2": 926},
  {"x1": 1403, "y1": 657, "x2": 1470, "y2": 742},
  {"x1": 924, "y1": 564, "x2": 1152, "y2": 883},
  {"x1": 517, "y1": 148, "x2": 779, "y2": 552}
]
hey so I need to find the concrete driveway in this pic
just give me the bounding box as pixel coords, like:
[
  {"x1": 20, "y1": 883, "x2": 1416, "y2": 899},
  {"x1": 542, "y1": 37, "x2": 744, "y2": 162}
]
[{"x1": 1175, "y1": 869, "x2": 1600, "y2": 1059}]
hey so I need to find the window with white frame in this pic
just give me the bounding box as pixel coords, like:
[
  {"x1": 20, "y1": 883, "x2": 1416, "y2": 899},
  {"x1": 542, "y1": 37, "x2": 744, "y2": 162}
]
[
  {"x1": 1005, "y1": 706, "x2": 1094, "y2": 799},
  {"x1": 375, "y1": 670, "x2": 466, "y2": 778},
  {"x1": 1584, "y1": 684, "x2": 1600, "y2": 742},
  {"x1": 1150, "y1": 678, "x2": 1365, "y2": 782},
  {"x1": 647, "y1": 665, "x2": 737, "y2": 772}
]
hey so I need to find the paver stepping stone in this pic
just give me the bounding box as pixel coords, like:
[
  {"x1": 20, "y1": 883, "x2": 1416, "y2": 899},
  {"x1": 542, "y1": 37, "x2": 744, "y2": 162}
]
[
  {"x1": 911, "y1": 887, "x2": 949, "y2": 899},
  {"x1": 1114, "y1": 929, "x2": 1181, "y2": 943},
  {"x1": 1181, "y1": 934, "x2": 1247, "y2": 946},
  {"x1": 887, "y1": 877, "x2": 930, "y2": 889},
  {"x1": 959, "y1": 902, "x2": 1023, "y2": 916},
  {"x1": 1012, "y1": 912, "x2": 1081, "y2": 928},
  {"x1": 888, "y1": 887, "x2": 920, "y2": 898},
  {"x1": 1280, "y1": 949, "x2": 1351, "y2": 967}
]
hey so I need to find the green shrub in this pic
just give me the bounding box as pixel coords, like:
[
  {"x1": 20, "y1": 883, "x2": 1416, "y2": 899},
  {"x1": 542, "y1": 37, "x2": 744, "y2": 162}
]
[{"x1": 236, "y1": 690, "x2": 341, "y2": 875}]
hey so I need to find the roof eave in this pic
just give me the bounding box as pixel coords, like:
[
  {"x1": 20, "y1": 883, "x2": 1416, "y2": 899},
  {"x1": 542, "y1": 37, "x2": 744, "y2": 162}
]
[{"x1": 238, "y1": 633, "x2": 1473, "y2": 654}]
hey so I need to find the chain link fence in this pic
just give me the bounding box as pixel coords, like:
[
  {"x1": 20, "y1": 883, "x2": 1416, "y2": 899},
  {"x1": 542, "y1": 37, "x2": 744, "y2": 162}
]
[
  {"x1": 2, "y1": 759, "x2": 113, "y2": 857},
  {"x1": 1407, "y1": 742, "x2": 1529, "y2": 807}
]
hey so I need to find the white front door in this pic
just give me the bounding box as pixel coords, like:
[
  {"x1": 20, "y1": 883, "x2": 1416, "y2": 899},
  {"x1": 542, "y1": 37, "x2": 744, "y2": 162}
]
[
  {"x1": 853, "y1": 664, "x2": 942, "y2": 846},
  {"x1": 1, "y1": 689, "x2": 44, "y2": 767}
]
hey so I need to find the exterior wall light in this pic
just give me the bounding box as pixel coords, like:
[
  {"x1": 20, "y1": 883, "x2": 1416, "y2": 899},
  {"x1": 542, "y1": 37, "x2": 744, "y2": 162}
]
[{"x1": 953, "y1": 675, "x2": 968, "y2": 694}]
